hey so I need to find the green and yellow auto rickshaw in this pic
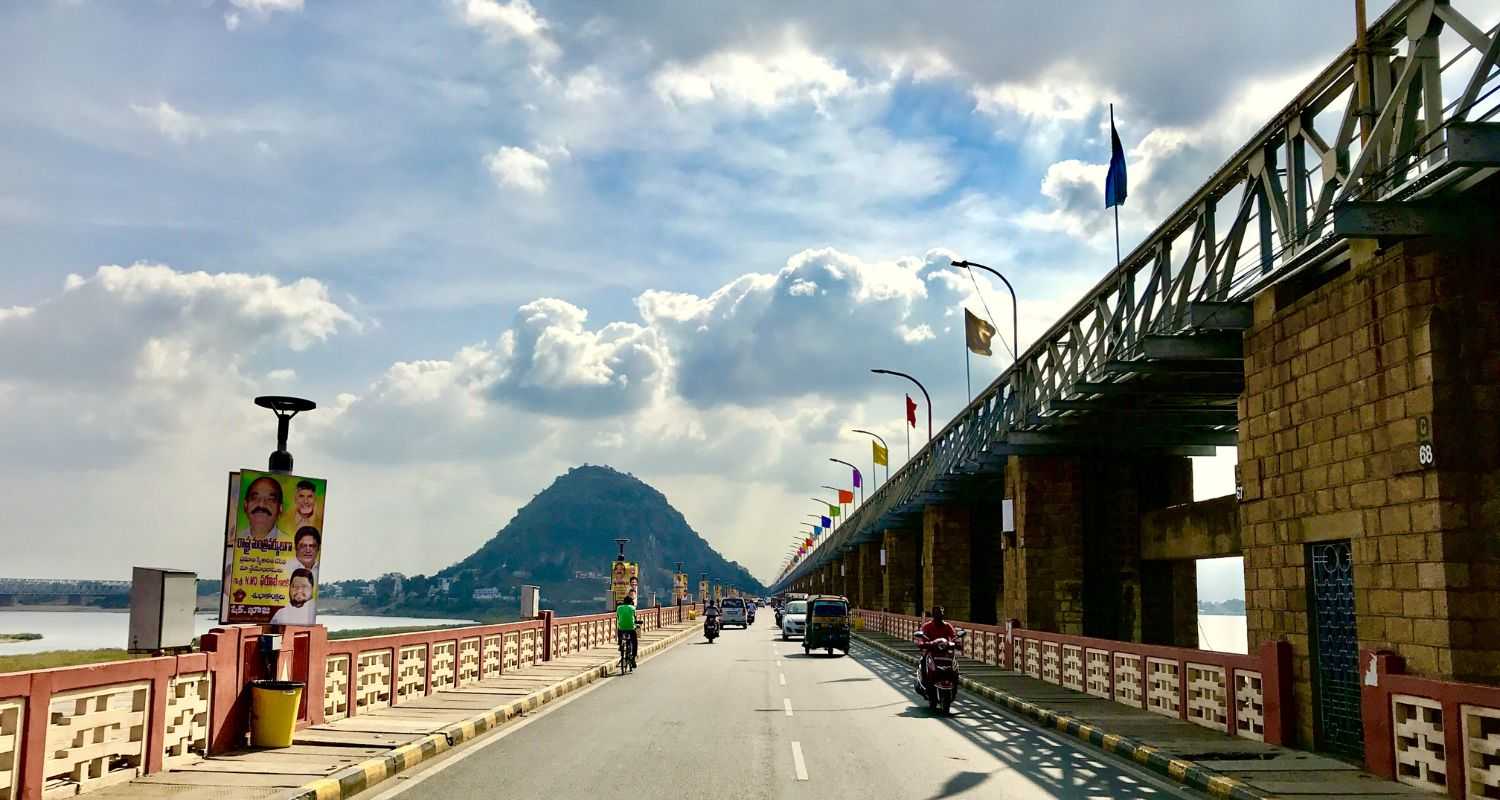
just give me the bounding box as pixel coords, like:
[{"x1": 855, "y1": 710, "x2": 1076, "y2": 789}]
[{"x1": 803, "y1": 595, "x2": 851, "y2": 656}]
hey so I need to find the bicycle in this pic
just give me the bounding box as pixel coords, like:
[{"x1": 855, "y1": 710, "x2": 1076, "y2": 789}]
[{"x1": 617, "y1": 629, "x2": 637, "y2": 675}]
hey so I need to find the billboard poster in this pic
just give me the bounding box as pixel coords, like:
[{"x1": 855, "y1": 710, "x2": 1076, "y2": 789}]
[
  {"x1": 610, "y1": 560, "x2": 639, "y2": 606},
  {"x1": 699, "y1": 579, "x2": 709, "y2": 603},
  {"x1": 220, "y1": 469, "x2": 328, "y2": 626},
  {"x1": 673, "y1": 573, "x2": 688, "y2": 604}
]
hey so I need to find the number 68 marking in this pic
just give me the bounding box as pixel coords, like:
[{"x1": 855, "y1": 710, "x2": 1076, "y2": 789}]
[{"x1": 1417, "y1": 443, "x2": 1434, "y2": 466}]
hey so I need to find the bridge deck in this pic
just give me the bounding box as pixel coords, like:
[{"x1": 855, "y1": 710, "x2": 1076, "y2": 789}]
[{"x1": 855, "y1": 630, "x2": 1431, "y2": 799}]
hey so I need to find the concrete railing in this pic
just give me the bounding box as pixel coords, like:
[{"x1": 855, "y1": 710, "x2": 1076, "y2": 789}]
[
  {"x1": 855, "y1": 609, "x2": 1294, "y2": 746},
  {"x1": 0, "y1": 604, "x2": 700, "y2": 800},
  {"x1": 1362, "y1": 649, "x2": 1500, "y2": 799}
]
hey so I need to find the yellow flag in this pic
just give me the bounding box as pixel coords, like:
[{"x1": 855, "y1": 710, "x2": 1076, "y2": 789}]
[
  {"x1": 872, "y1": 440, "x2": 889, "y2": 466},
  {"x1": 965, "y1": 308, "x2": 996, "y2": 357}
]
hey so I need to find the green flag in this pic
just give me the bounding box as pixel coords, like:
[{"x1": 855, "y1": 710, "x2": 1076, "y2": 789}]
[{"x1": 828, "y1": 504, "x2": 840, "y2": 518}]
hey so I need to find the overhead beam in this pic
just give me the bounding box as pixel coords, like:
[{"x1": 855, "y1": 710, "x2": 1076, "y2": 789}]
[
  {"x1": 1333, "y1": 200, "x2": 1479, "y2": 239},
  {"x1": 1101, "y1": 359, "x2": 1243, "y2": 375},
  {"x1": 1029, "y1": 409, "x2": 1239, "y2": 427},
  {"x1": 1446, "y1": 122, "x2": 1500, "y2": 168},
  {"x1": 1187, "y1": 302, "x2": 1254, "y2": 330},
  {"x1": 1072, "y1": 376, "x2": 1244, "y2": 396},
  {"x1": 1048, "y1": 398, "x2": 1234, "y2": 412},
  {"x1": 1141, "y1": 333, "x2": 1244, "y2": 360},
  {"x1": 1006, "y1": 429, "x2": 1238, "y2": 448}
]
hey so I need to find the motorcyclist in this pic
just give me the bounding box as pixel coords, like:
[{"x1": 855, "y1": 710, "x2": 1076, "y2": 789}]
[
  {"x1": 703, "y1": 600, "x2": 721, "y2": 639},
  {"x1": 916, "y1": 606, "x2": 959, "y2": 681}
]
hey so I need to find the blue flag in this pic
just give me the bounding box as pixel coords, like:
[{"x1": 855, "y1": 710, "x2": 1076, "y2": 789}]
[
  {"x1": 1105, "y1": 112, "x2": 1127, "y2": 208},
  {"x1": 821, "y1": 516, "x2": 832, "y2": 529}
]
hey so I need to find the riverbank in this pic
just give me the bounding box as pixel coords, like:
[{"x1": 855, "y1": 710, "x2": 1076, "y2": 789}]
[{"x1": 0, "y1": 633, "x2": 42, "y2": 643}]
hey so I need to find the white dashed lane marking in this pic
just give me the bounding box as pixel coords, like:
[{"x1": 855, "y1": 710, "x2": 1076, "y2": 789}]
[
  {"x1": 791, "y1": 741, "x2": 809, "y2": 781},
  {"x1": 783, "y1": 698, "x2": 794, "y2": 717}
]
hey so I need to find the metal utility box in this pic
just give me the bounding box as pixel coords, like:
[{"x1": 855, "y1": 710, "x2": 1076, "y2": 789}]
[
  {"x1": 520, "y1": 584, "x2": 541, "y2": 618},
  {"x1": 129, "y1": 567, "x2": 198, "y2": 652}
]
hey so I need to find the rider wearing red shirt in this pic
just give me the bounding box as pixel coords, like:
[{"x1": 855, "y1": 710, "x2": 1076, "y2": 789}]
[{"x1": 918, "y1": 606, "x2": 958, "y2": 645}]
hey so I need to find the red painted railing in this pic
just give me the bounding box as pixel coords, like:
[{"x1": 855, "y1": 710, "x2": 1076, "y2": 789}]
[
  {"x1": 1361, "y1": 649, "x2": 1500, "y2": 799},
  {"x1": 856, "y1": 609, "x2": 1294, "y2": 746},
  {"x1": 0, "y1": 604, "x2": 701, "y2": 800}
]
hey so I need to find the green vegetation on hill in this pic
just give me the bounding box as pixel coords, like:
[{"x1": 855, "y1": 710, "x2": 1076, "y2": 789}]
[
  {"x1": 382, "y1": 465, "x2": 765, "y2": 616},
  {"x1": 0, "y1": 632, "x2": 43, "y2": 641}
]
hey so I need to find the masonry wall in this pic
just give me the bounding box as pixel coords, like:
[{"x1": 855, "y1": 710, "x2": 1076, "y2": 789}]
[
  {"x1": 883, "y1": 529, "x2": 919, "y2": 615},
  {"x1": 923, "y1": 504, "x2": 972, "y2": 622},
  {"x1": 1002, "y1": 456, "x2": 1085, "y2": 633},
  {"x1": 1238, "y1": 227, "x2": 1500, "y2": 750}
]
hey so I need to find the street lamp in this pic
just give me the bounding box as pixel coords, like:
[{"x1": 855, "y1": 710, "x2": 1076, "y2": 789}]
[
  {"x1": 870, "y1": 369, "x2": 932, "y2": 443},
  {"x1": 951, "y1": 260, "x2": 1019, "y2": 366},
  {"x1": 850, "y1": 428, "x2": 890, "y2": 485},
  {"x1": 829, "y1": 458, "x2": 863, "y2": 505},
  {"x1": 254, "y1": 395, "x2": 316, "y2": 473}
]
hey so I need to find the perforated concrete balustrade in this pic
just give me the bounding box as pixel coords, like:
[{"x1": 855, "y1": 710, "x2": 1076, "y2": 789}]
[
  {"x1": 1, "y1": 698, "x2": 23, "y2": 800},
  {"x1": 856, "y1": 611, "x2": 1280, "y2": 744},
  {"x1": 44, "y1": 682, "x2": 149, "y2": 795}
]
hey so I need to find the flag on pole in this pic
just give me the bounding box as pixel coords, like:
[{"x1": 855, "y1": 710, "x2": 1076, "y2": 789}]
[
  {"x1": 872, "y1": 440, "x2": 888, "y2": 466},
  {"x1": 906, "y1": 394, "x2": 917, "y2": 427},
  {"x1": 837, "y1": 488, "x2": 854, "y2": 504},
  {"x1": 820, "y1": 515, "x2": 832, "y2": 528},
  {"x1": 851, "y1": 468, "x2": 862, "y2": 489},
  {"x1": 964, "y1": 308, "x2": 996, "y2": 357},
  {"x1": 1105, "y1": 114, "x2": 1128, "y2": 208},
  {"x1": 828, "y1": 504, "x2": 840, "y2": 517}
]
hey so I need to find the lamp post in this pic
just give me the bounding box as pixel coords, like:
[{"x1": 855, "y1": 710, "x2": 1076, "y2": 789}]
[
  {"x1": 951, "y1": 260, "x2": 1019, "y2": 366},
  {"x1": 870, "y1": 368, "x2": 931, "y2": 443},
  {"x1": 819, "y1": 485, "x2": 847, "y2": 522},
  {"x1": 254, "y1": 395, "x2": 316, "y2": 473},
  {"x1": 850, "y1": 428, "x2": 890, "y2": 485},
  {"x1": 811, "y1": 497, "x2": 837, "y2": 528},
  {"x1": 829, "y1": 458, "x2": 863, "y2": 505}
]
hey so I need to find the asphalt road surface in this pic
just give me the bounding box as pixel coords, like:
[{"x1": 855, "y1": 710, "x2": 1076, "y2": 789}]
[{"x1": 363, "y1": 615, "x2": 1207, "y2": 800}]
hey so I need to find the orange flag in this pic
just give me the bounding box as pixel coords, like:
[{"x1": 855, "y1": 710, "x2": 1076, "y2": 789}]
[{"x1": 837, "y1": 489, "x2": 854, "y2": 504}]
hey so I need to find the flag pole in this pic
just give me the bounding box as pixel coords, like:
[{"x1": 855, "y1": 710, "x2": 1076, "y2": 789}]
[
  {"x1": 965, "y1": 338, "x2": 972, "y2": 400},
  {"x1": 1111, "y1": 103, "x2": 1121, "y2": 270}
]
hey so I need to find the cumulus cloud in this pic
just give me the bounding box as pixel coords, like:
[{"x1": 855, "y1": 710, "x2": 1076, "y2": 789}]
[
  {"x1": 457, "y1": 0, "x2": 559, "y2": 60},
  {"x1": 485, "y1": 145, "x2": 552, "y2": 192},
  {"x1": 653, "y1": 44, "x2": 856, "y2": 113},
  {"x1": 130, "y1": 100, "x2": 206, "y2": 142},
  {"x1": 492, "y1": 298, "x2": 668, "y2": 415},
  {"x1": 225, "y1": 0, "x2": 303, "y2": 30}
]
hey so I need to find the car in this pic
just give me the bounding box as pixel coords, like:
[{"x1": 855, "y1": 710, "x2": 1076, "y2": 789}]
[
  {"x1": 780, "y1": 599, "x2": 807, "y2": 640},
  {"x1": 720, "y1": 596, "x2": 749, "y2": 628}
]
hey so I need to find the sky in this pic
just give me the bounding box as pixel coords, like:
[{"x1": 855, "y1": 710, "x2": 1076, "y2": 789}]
[{"x1": 7, "y1": 0, "x2": 1489, "y2": 599}]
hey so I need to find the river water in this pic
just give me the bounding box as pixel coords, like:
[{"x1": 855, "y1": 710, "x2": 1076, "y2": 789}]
[
  {"x1": 0, "y1": 610, "x2": 476, "y2": 655},
  {"x1": 1, "y1": 610, "x2": 1249, "y2": 657}
]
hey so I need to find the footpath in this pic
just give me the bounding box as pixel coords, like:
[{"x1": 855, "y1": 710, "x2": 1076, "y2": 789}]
[
  {"x1": 87, "y1": 619, "x2": 701, "y2": 800},
  {"x1": 854, "y1": 630, "x2": 1428, "y2": 800}
]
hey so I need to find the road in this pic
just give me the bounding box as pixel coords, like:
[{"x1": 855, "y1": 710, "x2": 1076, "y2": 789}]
[{"x1": 362, "y1": 614, "x2": 1207, "y2": 800}]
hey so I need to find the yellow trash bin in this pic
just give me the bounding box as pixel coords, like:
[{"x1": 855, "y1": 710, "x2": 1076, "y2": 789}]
[
  {"x1": 688, "y1": 609, "x2": 698, "y2": 620},
  {"x1": 250, "y1": 680, "x2": 304, "y2": 748},
  {"x1": 853, "y1": 616, "x2": 865, "y2": 631}
]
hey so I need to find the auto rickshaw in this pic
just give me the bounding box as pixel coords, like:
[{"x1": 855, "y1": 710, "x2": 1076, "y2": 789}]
[{"x1": 803, "y1": 595, "x2": 851, "y2": 656}]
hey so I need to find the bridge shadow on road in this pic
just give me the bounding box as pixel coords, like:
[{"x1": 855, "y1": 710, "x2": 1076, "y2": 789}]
[{"x1": 850, "y1": 643, "x2": 1193, "y2": 800}]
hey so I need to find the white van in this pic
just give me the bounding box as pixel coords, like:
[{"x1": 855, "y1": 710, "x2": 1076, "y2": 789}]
[{"x1": 720, "y1": 596, "x2": 749, "y2": 628}]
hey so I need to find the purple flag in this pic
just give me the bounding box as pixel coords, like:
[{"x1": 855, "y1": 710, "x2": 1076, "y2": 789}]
[{"x1": 852, "y1": 468, "x2": 862, "y2": 489}]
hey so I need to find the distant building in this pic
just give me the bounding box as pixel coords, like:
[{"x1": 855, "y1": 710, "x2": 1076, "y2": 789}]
[
  {"x1": 361, "y1": 584, "x2": 376, "y2": 597},
  {"x1": 472, "y1": 587, "x2": 500, "y2": 601}
]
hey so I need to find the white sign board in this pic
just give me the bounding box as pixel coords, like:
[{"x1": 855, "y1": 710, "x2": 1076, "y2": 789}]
[{"x1": 1002, "y1": 499, "x2": 1015, "y2": 532}]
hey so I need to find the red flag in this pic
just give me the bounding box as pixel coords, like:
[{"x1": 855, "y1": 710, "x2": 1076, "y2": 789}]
[
  {"x1": 906, "y1": 394, "x2": 918, "y2": 427},
  {"x1": 837, "y1": 488, "x2": 854, "y2": 504}
]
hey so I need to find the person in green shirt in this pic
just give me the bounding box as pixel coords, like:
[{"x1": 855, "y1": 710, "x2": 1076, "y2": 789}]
[{"x1": 616, "y1": 593, "x2": 638, "y2": 670}]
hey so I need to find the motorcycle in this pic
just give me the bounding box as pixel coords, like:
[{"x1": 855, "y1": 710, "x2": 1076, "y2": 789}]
[
  {"x1": 704, "y1": 614, "x2": 720, "y2": 643},
  {"x1": 913, "y1": 630, "x2": 966, "y2": 715}
]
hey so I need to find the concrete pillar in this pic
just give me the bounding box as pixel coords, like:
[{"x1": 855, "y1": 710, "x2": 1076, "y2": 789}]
[
  {"x1": 1141, "y1": 559, "x2": 1198, "y2": 648},
  {"x1": 1002, "y1": 456, "x2": 1085, "y2": 633},
  {"x1": 882, "y1": 529, "x2": 918, "y2": 615},
  {"x1": 1084, "y1": 456, "x2": 1193, "y2": 642},
  {"x1": 922, "y1": 504, "x2": 972, "y2": 622},
  {"x1": 857, "y1": 541, "x2": 882, "y2": 609}
]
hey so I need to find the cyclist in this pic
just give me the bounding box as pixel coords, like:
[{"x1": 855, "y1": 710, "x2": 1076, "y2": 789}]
[{"x1": 616, "y1": 592, "x2": 639, "y2": 670}]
